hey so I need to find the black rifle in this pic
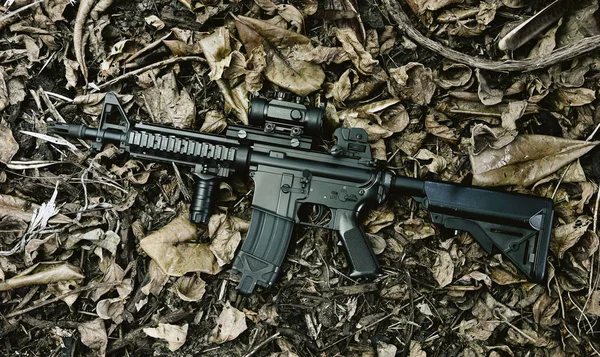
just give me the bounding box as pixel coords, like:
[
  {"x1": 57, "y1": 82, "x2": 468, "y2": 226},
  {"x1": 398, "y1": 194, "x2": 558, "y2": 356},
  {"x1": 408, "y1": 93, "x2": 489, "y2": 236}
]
[{"x1": 49, "y1": 92, "x2": 554, "y2": 295}]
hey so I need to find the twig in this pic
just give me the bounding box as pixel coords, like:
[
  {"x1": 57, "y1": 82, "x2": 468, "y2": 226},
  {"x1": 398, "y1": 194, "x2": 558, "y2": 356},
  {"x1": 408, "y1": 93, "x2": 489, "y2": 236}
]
[
  {"x1": 39, "y1": 87, "x2": 66, "y2": 123},
  {"x1": 0, "y1": 0, "x2": 42, "y2": 22},
  {"x1": 382, "y1": 0, "x2": 600, "y2": 72},
  {"x1": 243, "y1": 332, "x2": 281, "y2": 357},
  {"x1": 5, "y1": 281, "x2": 121, "y2": 318},
  {"x1": 98, "y1": 56, "x2": 206, "y2": 90},
  {"x1": 321, "y1": 312, "x2": 395, "y2": 351}
]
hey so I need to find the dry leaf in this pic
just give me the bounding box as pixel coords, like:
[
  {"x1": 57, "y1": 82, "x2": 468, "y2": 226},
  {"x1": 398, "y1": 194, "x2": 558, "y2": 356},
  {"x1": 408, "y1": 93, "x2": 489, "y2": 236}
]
[
  {"x1": 434, "y1": 63, "x2": 472, "y2": 89},
  {"x1": 532, "y1": 293, "x2": 559, "y2": 327},
  {"x1": 476, "y1": 69, "x2": 503, "y2": 106},
  {"x1": 143, "y1": 71, "x2": 196, "y2": 128},
  {"x1": 210, "y1": 302, "x2": 247, "y2": 344},
  {"x1": 235, "y1": 16, "x2": 325, "y2": 96},
  {"x1": 0, "y1": 123, "x2": 19, "y2": 164},
  {"x1": 145, "y1": 15, "x2": 165, "y2": 30},
  {"x1": 389, "y1": 63, "x2": 436, "y2": 105},
  {"x1": 377, "y1": 341, "x2": 398, "y2": 357},
  {"x1": 78, "y1": 319, "x2": 107, "y2": 357},
  {"x1": 471, "y1": 135, "x2": 599, "y2": 186},
  {"x1": 143, "y1": 323, "x2": 188, "y2": 351},
  {"x1": 292, "y1": 45, "x2": 350, "y2": 64},
  {"x1": 173, "y1": 273, "x2": 206, "y2": 301},
  {"x1": 201, "y1": 110, "x2": 227, "y2": 133},
  {"x1": 364, "y1": 209, "x2": 395, "y2": 234},
  {"x1": 245, "y1": 46, "x2": 267, "y2": 93},
  {"x1": 406, "y1": 0, "x2": 464, "y2": 14},
  {"x1": 199, "y1": 28, "x2": 249, "y2": 124},
  {"x1": 551, "y1": 87, "x2": 596, "y2": 110},
  {"x1": 432, "y1": 250, "x2": 453, "y2": 287},
  {"x1": 141, "y1": 260, "x2": 169, "y2": 296},
  {"x1": 335, "y1": 27, "x2": 378, "y2": 75},
  {"x1": 0, "y1": 68, "x2": 8, "y2": 112},
  {"x1": 550, "y1": 216, "x2": 592, "y2": 259},
  {"x1": 96, "y1": 298, "x2": 125, "y2": 324},
  {"x1": 409, "y1": 341, "x2": 427, "y2": 357},
  {"x1": 586, "y1": 290, "x2": 600, "y2": 316},
  {"x1": 0, "y1": 263, "x2": 83, "y2": 291},
  {"x1": 425, "y1": 110, "x2": 459, "y2": 143},
  {"x1": 208, "y1": 214, "x2": 242, "y2": 267},
  {"x1": 414, "y1": 149, "x2": 448, "y2": 174},
  {"x1": 140, "y1": 216, "x2": 219, "y2": 276},
  {"x1": 500, "y1": 100, "x2": 527, "y2": 131}
]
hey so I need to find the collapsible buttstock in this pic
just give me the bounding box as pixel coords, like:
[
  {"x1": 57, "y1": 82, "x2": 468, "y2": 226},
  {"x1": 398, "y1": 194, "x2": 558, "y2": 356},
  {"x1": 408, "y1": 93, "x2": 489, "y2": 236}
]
[{"x1": 422, "y1": 181, "x2": 554, "y2": 282}]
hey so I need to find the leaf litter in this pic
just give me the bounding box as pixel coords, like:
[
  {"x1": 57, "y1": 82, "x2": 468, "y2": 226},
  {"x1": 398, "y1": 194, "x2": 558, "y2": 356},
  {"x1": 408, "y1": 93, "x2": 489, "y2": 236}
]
[{"x1": 0, "y1": 0, "x2": 600, "y2": 356}]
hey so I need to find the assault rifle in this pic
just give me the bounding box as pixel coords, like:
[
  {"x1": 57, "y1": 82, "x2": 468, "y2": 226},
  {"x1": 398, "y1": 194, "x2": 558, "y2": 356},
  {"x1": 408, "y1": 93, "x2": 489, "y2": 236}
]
[{"x1": 49, "y1": 92, "x2": 554, "y2": 295}]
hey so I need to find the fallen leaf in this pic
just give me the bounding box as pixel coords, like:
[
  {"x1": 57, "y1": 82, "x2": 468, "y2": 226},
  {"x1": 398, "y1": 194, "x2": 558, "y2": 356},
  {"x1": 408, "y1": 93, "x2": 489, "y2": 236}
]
[
  {"x1": 550, "y1": 216, "x2": 592, "y2": 259},
  {"x1": 533, "y1": 293, "x2": 559, "y2": 327},
  {"x1": 0, "y1": 68, "x2": 8, "y2": 111},
  {"x1": 208, "y1": 214, "x2": 242, "y2": 267},
  {"x1": 210, "y1": 302, "x2": 248, "y2": 344},
  {"x1": 389, "y1": 62, "x2": 436, "y2": 105},
  {"x1": 551, "y1": 87, "x2": 596, "y2": 110},
  {"x1": 145, "y1": 15, "x2": 165, "y2": 30},
  {"x1": 0, "y1": 263, "x2": 83, "y2": 291},
  {"x1": 78, "y1": 319, "x2": 107, "y2": 357},
  {"x1": 140, "y1": 216, "x2": 219, "y2": 276},
  {"x1": 406, "y1": 0, "x2": 464, "y2": 14},
  {"x1": 434, "y1": 62, "x2": 472, "y2": 89},
  {"x1": 73, "y1": 93, "x2": 133, "y2": 116},
  {"x1": 143, "y1": 71, "x2": 196, "y2": 128},
  {"x1": 425, "y1": 110, "x2": 459, "y2": 143},
  {"x1": 335, "y1": 27, "x2": 378, "y2": 75},
  {"x1": 364, "y1": 209, "x2": 395, "y2": 234},
  {"x1": 245, "y1": 46, "x2": 266, "y2": 93},
  {"x1": 409, "y1": 341, "x2": 427, "y2": 357},
  {"x1": 44, "y1": 0, "x2": 73, "y2": 22},
  {"x1": 143, "y1": 323, "x2": 188, "y2": 351},
  {"x1": 377, "y1": 341, "x2": 398, "y2": 357},
  {"x1": 414, "y1": 149, "x2": 448, "y2": 174},
  {"x1": 96, "y1": 298, "x2": 125, "y2": 324},
  {"x1": 201, "y1": 110, "x2": 227, "y2": 133},
  {"x1": 235, "y1": 16, "x2": 325, "y2": 96},
  {"x1": 332, "y1": 68, "x2": 357, "y2": 103},
  {"x1": 47, "y1": 280, "x2": 80, "y2": 307},
  {"x1": 586, "y1": 290, "x2": 600, "y2": 316},
  {"x1": 292, "y1": 45, "x2": 350, "y2": 64},
  {"x1": 432, "y1": 250, "x2": 453, "y2": 287},
  {"x1": 141, "y1": 260, "x2": 169, "y2": 296},
  {"x1": 476, "y1": 69, "x2": 503, "y2": 106},
  {"x1": 199, "y1": 28, "x2": 249, "y2": 124},
  {"x1": 471, "y1": 135, "x2": 599, "y2": 186},
  {"x1": 173, "y1": 273, "x2": 206, "y2": 301},
  {"x1": 0, "y1": 123, "x2": 19, "y2": 164}
]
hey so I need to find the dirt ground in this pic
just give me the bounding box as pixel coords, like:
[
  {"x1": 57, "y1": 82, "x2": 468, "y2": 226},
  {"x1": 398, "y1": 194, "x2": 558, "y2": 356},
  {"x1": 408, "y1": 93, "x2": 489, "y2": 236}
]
[{"x1": 1, "y1": 0, "x2": 600, "y2": 356}]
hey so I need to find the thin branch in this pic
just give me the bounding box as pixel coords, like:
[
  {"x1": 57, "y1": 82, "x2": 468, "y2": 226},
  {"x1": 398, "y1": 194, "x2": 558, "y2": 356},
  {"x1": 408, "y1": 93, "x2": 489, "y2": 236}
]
[
  {"x1": 382, "y1": 0, "x2": 600, "y2": 72},
  {"x1": 98, "y1": 56, "x2": 206, "y2": 90}
]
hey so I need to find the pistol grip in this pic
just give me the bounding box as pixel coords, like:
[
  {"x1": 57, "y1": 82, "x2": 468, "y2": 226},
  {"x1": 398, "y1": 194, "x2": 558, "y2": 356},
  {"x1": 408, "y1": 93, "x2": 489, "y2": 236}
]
[
  {"x1": 231, "y1": 207, "x2": 294, "y2": 295},
  {"x1": 338, "y1": 210, "x2": 382, "y2": 278}
]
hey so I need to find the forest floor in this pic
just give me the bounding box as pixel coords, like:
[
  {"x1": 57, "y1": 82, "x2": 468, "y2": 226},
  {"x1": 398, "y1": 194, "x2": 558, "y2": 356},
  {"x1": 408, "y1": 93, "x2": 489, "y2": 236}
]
[{"x1": 1, "y1": 0, "x2": 600, "y2": 356}]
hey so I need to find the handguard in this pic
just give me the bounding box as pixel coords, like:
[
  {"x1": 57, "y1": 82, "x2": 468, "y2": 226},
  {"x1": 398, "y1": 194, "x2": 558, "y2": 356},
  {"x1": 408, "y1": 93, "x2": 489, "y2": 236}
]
[{"x1": 231, "y1": 208, "x2": 295, "y2": 295}]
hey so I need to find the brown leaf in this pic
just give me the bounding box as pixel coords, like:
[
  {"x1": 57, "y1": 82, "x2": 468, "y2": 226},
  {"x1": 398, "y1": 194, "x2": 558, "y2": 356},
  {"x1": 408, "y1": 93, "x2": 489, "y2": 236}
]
[
  {"x1": 434, "y1": 63, "x2": 472, "y2": 89},
  {"x1": 471, "y1": 135, "x2": 599, "y2": 186},
  {"x1": 78, "y1": 319, "x2": 107, "y2": 357},
  {"x1": 173, "y1": 273, "x2": 206, "y2": 301},
  {"x1": 389, "y1": 63, "x2": 436, "y2": 105},
  {"x1": 586, "y1": 290, "x2": 600, "y2": 316},
  {"x1": 44, "y1": 0, "x2": 73, "y2": 22},
  {"x1": 550, "y1": 216, "x2": 592, "y2": 259},
  {"x1": 414, "y1": 149, "x2": 448, "y2": 174},
  {"x1": 143, "y1": 323, "x2": 188, "y2": 351},
  {"x1": 364, "y1": 209, "x2": 395, "y2": 234},
  {"x1": 335, "y1": 27, "x2": 378, "y2": 75},
  {"x1": 97, "y1": 298, "x2": 125, "y2": 324},
  {"x1": 406, "y1": 0, "x2": 464, "y2": 14},
  {"x1": 425, "y1": 110, "x2": 459, "y2": 143},
  {"x1": 551, "y1": 87, "x2": 596, "y2": 110},
  {"x1": 208, "y1": 214, "x2": 242, "y2": 267},
  {"x1": 476, "y1": 69, "x2": 503, "y2": 106},
  {"x1": 141, "y1": 260, "x2": 169, "y2": 296},
  {"x1": 245, "y1": 46, "x2": 266, "y2": 93},
  {"x1": 432, "y1": 250, "x2": 453, "y2": 287},
  {"x1": 143, "y1": 71, "x2": 196, "y2": 129},
  {"x1": 332, "y1": 69, "x2": 357, "y2": 103},
  {"x1": 235, "y1": 16, "x2": 324, "y2": 96},
  {"x1": 292, "y1": 45, "x2": 350, "y2": 65},
  {"x1": 140, "y1": 216, "x2": 219, "y2": 276},
  {"x1": 0, "y1": 123, "x2": 18, "y2": 164},
  {"x1": 200, "y1": 110, "x2": 227, "y2": 133},
  {"x1": 0, "y1": 68, "x2": 8, "y2": 112},
  {"x1": 210, "y1": 302, "x2": 248, "y2": 344},
  {"x1": 0, "y1": 263, "x2": 83, "y2": 292},
  {"x1": 533, "y1": 293, "x2": 559, "y2": 327}
]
